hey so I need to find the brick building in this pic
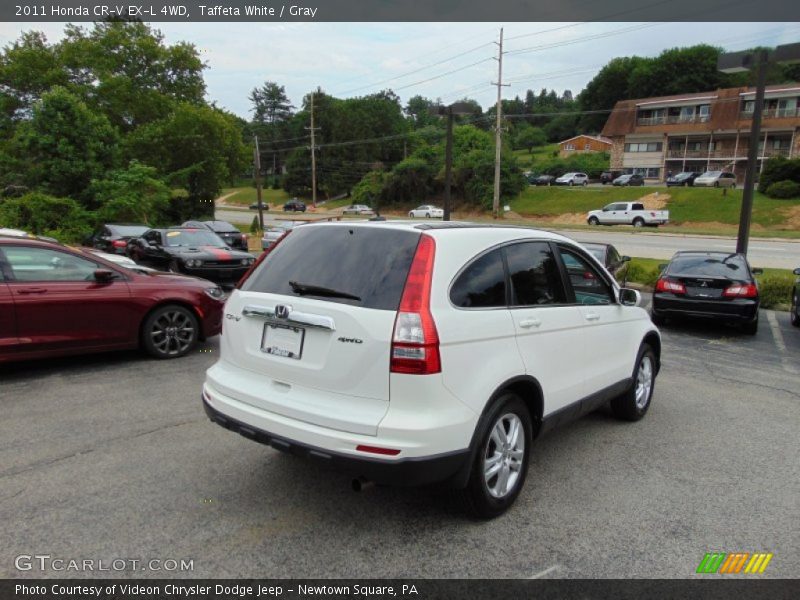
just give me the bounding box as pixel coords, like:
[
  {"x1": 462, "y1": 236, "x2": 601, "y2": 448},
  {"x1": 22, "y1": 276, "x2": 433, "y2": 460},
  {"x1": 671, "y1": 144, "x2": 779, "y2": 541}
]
[
  {"x1": 558, "y1": 135, "x2": 612, "y2": 158},
  {"x1": 601, "y1": 84, "x2": 800, "y2": 183}
]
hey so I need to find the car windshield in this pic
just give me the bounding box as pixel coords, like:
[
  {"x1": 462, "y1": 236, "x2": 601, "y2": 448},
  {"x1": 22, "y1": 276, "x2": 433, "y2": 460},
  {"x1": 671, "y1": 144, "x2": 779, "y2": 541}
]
[
  {"x1": 110, "y1": 225, "x2": 149, "y2": 236},
  {"x1": 207, "y1": 221, "x2": 238, "y2": 233},
  {"x1": 582, "y1": 244, "x2": 605, "y2": 261},
  {"x1": 164, "y1": 230, "x2": 226, "y2": 247},
  {"x1": 676, "y1": 173, "x2": 692, "y2": 179},
  {"x1": 701, "y1": 171, "x2": 721, "y2": 177},
  {"x1": 669, "y1": 254, "x2": 748, "y2": 279},
  {"x1": 562, "y1": 173, "x2": 576, "y2": 177}
]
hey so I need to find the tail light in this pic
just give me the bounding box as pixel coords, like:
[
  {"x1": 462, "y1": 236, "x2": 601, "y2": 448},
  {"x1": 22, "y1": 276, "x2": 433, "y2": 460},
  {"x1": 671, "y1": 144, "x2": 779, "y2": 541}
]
[
  {"x1": 390, "y1": 234, "x2": 440, "y2": 375},
  {"x1": 241, "y1": 233, "x2": 248, "y2": 242},
  {"x1": 655, "y1": 278, "x2": 686, "y2": 294},
  {"x1": 235, "y1": 230, "x2": 291, "y2": 289},
  {"x1": 723, "y1": 283, "x2": 758, "y2": 298},
  {"x1": 112, "y1": 240, "x2": 127, "y2": 248}
]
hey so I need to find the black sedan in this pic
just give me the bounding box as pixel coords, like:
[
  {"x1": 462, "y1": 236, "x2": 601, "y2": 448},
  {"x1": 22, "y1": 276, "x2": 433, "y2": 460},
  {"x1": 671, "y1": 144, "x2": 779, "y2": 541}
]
[
  {"x1": 183, "y1": 220, "x2": 248, "y2": 251},
  {"x1": 791, "y1": 268, "x2": 800, "y2": 327},
  {"x1": 84, "y1": 223, "x2": 149, "y2": 255},
  {"x1": 529, "y1": 174, "x2": 555, "y2": 186},
  {"x1": 666, "y1": 172, "x2": 700, "y2": 187},
  {"x1": 651, "y1": 251, "x2": 761, "y2": 334},
  {"x1": 283, "y1": 200, "x2": 306, "y2": 212},
  {"x1": 580, "y1": 242, "x2": 631, "y2": 283},
  {"x1": 612, "y1": 174, "x2": 645, "y2": 186},
  {"x1": 128, "y1": 227, "x2": 255, "y2": 287}
]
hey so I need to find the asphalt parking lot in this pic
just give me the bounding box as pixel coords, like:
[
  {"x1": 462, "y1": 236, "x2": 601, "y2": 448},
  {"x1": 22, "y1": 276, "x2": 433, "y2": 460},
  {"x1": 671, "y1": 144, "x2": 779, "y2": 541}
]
[{"x1": 1, "y1": 299, "x2": 798, "y2": 579}]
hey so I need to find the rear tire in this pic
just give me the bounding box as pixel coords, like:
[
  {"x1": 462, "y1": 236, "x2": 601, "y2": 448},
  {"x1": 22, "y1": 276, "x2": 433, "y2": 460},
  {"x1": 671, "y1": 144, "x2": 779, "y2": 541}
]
[
  {"x1": 633, "y1": 217, "x2": 644, "y2": 228},
  {"x1": 611, "y1": 344, "x2": 656, "y2": 421},
  {"x1": 742, "y1": 316, "x2": 759, "y2": 335},
  {"x1": 791, "y1": 294, "x2": 799, "y2": 327},
  {"x1": 588, "y1": 216, "x2": 600, "y2": 226},
  {"x1": 582, "y1": 181, "x2": 588, "y2": 187},
  {"x1": 168, "y1": 259, "x2": 181, "y2": 273},
  {"x1": 457, "y1": 393, "x2": 531, "y2": 519},
  {"x1": 650, "y1": 311, "x2": 665, "y2": 326},
  {"x1": 141, "y1": 304, "x2": 199, "y2": 359}
]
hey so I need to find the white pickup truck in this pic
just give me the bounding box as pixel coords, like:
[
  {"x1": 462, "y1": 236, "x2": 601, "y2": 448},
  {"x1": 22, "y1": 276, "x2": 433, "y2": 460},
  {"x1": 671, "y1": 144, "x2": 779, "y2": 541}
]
[{"x1": 586, "y1": 202, "x2": 669, "y2": 227}]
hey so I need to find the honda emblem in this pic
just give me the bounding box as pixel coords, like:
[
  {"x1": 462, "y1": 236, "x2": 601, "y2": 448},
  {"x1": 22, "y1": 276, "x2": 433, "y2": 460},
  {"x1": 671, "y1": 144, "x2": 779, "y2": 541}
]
[{"x1": 274, "y1": 304, "x2": 290, "y2": 319}]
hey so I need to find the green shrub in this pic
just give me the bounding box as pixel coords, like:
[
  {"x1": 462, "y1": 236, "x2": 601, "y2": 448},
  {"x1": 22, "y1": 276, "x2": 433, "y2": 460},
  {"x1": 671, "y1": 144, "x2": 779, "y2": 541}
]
[
  {"x1": 623, "y1": 261, "x2": 661, "y2": 288},
  {"x1": 757, "y1": 274, "x2": 793, "y2": 309},
  {"x1": 0, "y1": 192, "x2": 93, "y2": 243},
  {"x1": 250, "y1": 216, "x2": 260, "y2": 234},
  {"x1": 758, "y1": 156, "x2": 800, "y2": 193},
  {"x1": 764, "y1": 180, "x2": 800, "y2": 199}
]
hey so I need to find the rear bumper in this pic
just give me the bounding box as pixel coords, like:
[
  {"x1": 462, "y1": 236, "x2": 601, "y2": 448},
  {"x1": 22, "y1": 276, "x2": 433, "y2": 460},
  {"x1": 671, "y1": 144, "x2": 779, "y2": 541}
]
[
  {"x1": 184, "y1": 266, "x2": 249, "y2": 284},
  {"x1": 202, "y1": 394, "x2": 469, "y2": 486},
  {"x1": 653, "y1": 293, "x2": 758, "y2": 321}
]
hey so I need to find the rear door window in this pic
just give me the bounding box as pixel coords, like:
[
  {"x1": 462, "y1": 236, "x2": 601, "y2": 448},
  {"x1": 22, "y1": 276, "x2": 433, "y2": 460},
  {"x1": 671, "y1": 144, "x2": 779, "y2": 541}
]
[
  {"x1": 450, "y1": 248, "x2": 506, "y2": 308},
  {"x1": 243, "y1": 226, "x2": 420, "y2": 311},
  {"x1": 558, "y1": 247, "x2": 615, "y2": 305},
  {"x1": 504, "y1": 242, "x2": 566, "y2": 306}
]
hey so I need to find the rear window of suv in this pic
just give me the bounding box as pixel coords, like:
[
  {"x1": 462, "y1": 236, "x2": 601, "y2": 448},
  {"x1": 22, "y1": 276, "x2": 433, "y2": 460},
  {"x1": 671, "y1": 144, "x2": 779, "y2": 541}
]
[{"x1": 242, "y1": 226, "x2": 420, "y2": 310}]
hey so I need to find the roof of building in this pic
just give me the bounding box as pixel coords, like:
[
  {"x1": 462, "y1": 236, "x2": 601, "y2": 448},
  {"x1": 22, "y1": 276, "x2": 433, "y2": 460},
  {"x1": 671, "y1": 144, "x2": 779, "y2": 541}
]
[{"x1": 559, "y1": 134, "x2": 612, "y2": 145}]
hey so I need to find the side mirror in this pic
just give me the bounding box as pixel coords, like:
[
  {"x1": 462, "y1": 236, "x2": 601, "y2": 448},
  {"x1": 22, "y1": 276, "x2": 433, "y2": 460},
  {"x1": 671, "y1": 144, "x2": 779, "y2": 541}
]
[
  {"x1": 148, "y1": 239, "x2": 159, "y2": 247},
  {"x1": 94, "y1": 269, "x2": 116, "y2": 283},
  {"x1": 751, "y1": 267, "x2": 763, "y2": 275},
  {"x1": 658, "y1": 263, "x2": 668, "y2": 272},
  {"x1": 621, "y1": 255, "x2": 631, "y2": 263},
  {"x1": 793, "y1": 268, "x2": 800, "y2": 276},
  {"x1": 618, "y1": 287, "x2": 641, "y2": 307}
]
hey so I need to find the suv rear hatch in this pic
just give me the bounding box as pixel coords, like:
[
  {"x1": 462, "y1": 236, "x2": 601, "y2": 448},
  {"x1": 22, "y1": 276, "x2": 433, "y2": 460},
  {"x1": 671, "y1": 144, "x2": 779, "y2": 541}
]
[{"x1": 213, "y1": 224, "x2": 421, "y2": 435}]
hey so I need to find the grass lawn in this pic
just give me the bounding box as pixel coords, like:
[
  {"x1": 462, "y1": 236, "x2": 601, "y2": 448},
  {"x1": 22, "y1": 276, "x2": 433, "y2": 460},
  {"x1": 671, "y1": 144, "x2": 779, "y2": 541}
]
[
  {"x1": 513, "y1": 145, "x2": 560, "y2": 170},
  {"x1": 221, "y1": 186, "x2": 290, "y2": 206}
]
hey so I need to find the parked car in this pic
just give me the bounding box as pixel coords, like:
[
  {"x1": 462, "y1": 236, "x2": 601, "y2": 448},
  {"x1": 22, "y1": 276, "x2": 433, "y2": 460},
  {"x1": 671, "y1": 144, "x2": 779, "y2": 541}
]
[
  {"x1": 128, "y1": 227, "x2": 255, "y2": 286},
  {"x1": 249, "y1": 201, "x2": 269, "y2": 210},
  {"x1": 666, "y1": 172, "x2": 701, "y2": 187},
  {"x1": 693, "y1": 171, "x2": 736, "y2": 188},
  {"x1": 84, "y1": 224, "x2": 149, "y2": 255},
  {"x1": 283, "y1": 200, "x2": 306, "y2": 212},
  {"x1": 555, "y1": 172, "x2": 589, "y2": 186},
  {"x1": 342, "y1": 204, "x2": 375, "y2": 216},
  {"x1": 202, "y1": 221, "x2": 661, "y2": 518},
  {"x1": 182, "y1": 220, "x2": 248, "y2": 251},
  {"x1": 0, "y1": 235, "x2": 225, "y2": 362},
  {"x1": 600, "y1": 170, "x2": 623, "y2": 185},
  {"x1": 408, "y1": 205, "x2": 444, "y2": 218},
  {"x1": 262, "y1": 221, "x2": 301, "y2": 250},
  {"x1": 791, "y1": 268, "x2": 800, "y2": 327},
  {"x1": 612, "y1": 174, "x2": 645, "y2": 187},
  {"x1": 530, "y1": 174, "x2": 556, "y2": 186},
  {"x1": 586, "y1": 202, "x2": 669, "y2": 227},
  {"x1": 651, "y1": 251, "x2": 761, "y2": 334},
  {"x1": 580, "y1": 242, "x2": 631, "y2": 283}
]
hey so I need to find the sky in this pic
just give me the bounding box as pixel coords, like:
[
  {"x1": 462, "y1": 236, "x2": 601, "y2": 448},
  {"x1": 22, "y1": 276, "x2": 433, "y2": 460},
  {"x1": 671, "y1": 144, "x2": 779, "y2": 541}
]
[{"x1": 1, "y1": 21, "x2": 799, "y2": 118}]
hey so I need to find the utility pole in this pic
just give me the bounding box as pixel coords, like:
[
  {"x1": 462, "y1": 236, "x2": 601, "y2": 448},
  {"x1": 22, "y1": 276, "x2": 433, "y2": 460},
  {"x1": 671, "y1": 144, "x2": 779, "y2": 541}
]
[
  {"x1": 305, "y1": 92, "x2": 320, "y2": 207},
  {"x1": 444, "y1": 107, "x2": 454, "y2": 221},
  {"x1": 492, "y1": 28, "x2": 509, "y2": 219},
  {"x1": 253, "y1": 135, "x2": 264, "y2": 230}
]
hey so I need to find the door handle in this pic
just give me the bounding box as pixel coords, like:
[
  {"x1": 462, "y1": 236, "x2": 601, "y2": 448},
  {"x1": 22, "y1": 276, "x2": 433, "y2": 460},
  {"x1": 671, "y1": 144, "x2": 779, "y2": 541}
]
[
  {"x1": 17, "y1": 288, "x2": 47, "y2": 294},
  {"x1": 519, "y1": 318, "x2": 542, "y2": 329},
  {"x1": 585, "y1": 312, "x2": 600, "y2": 321}
]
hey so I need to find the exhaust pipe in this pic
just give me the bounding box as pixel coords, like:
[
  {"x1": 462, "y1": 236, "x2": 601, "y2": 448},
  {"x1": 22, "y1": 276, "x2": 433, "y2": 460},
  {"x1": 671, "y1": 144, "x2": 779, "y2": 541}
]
[{"x1": 352, "y1": 477, "x2": 374, "y2": 492}]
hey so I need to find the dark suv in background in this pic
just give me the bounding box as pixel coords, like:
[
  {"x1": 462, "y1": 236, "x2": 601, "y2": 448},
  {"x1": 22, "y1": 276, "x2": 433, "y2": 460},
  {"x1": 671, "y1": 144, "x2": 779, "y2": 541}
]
[{"x1": 600, "y1": 170, "x2": 622, "y2": 185}]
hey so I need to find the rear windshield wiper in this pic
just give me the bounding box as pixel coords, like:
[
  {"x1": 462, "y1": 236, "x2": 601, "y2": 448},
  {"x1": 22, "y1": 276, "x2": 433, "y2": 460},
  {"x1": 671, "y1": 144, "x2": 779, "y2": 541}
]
[{"x1": 289, "y1": 281, "x2": 361, "y2": 301}]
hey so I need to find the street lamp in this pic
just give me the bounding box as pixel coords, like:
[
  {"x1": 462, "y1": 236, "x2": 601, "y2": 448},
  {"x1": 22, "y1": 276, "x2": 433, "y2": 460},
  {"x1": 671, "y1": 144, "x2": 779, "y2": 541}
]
[
  {"x1": 718, "y1": 42, "x2": 800, "y2": 255},
  {"x1": 430, "y1": 102, "x2": 474, "y2": 221}
]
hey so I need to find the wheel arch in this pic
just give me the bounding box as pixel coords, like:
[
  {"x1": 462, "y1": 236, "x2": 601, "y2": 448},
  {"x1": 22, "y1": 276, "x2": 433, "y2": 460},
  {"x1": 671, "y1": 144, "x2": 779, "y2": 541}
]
[
  {"x1": 449, "y1": 375, "x2": 544, "y2": 489},
  {"x1": 642, "y1": 331, "x2": 661, "y2": 375}
]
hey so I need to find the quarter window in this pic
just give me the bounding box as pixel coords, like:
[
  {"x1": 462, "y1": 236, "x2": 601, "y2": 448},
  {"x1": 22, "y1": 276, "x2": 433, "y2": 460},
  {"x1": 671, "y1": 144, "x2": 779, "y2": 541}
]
[
  {"x1": 504, "y1": 242, "x2": 565, "y2": 306},
  {"x1": 557, "y1": 247, "x2": 614, "y2": 306},
  {"x1": 450, "y1": 248, "x2": 507, "y2": 308}
]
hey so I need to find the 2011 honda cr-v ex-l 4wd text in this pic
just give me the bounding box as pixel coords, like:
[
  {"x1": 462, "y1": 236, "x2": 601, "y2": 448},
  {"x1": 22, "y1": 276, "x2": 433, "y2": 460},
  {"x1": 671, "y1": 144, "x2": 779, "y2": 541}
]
[{"x1": 202, "y1": 222, "x2": 661, "y2": 518}]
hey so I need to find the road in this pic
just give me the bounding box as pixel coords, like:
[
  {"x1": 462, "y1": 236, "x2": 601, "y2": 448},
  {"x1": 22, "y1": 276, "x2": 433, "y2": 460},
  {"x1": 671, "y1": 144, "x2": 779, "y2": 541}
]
[
  {"x1": 217, "y1": 206, "x2": 799, "y2": 269},
  {"x1": 1, "y1": 300, "x2": 798, "y2": 579}
]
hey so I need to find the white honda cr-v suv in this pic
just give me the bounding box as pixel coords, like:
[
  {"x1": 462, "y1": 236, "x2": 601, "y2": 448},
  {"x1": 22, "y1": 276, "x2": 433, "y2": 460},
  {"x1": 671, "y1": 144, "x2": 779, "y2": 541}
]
[{"x1": 203, "y1": 222, "x2": 661, "y2": 518}]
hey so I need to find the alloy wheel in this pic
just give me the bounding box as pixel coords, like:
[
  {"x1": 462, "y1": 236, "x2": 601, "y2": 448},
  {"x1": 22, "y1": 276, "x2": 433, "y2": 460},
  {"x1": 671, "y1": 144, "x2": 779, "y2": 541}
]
[
  {"x1": 635, "y1": 355, "x2": 654, "y2": 409},
  {"x1": 150, "y1": 310, "x2": 196, "y2": 356},
  {"x1": 483, "y1": 413, "x2": 525, "y2": 499}
]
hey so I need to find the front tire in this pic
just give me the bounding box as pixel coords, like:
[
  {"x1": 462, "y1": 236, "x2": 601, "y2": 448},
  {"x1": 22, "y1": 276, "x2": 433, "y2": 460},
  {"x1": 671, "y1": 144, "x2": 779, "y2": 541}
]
[
  {"x1": 458, "y1": 393, "x2": 531, "y2": 519},
  {"x1": 611, "y1": 344, "x2": 656, "y2": 421},
  {"x1": 588, "y1": 216, "x2": 600, "y2": 226},
  {"x1": 168, "y1": 259, "x2": 182, "y2": 273},
  {"x1": 142, "y1": 304, "x2": 199, "y2": 359},
  {"x1": 791, "y1": 293, "x2": 799, "y2": 327}
]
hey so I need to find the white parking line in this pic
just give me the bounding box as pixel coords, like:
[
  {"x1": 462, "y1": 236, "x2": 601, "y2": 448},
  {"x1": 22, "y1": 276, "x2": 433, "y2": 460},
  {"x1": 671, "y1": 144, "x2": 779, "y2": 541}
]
[
  {"x1": 766, "y1": 311, "x2": 797, "y2": 374},
  {"x1": 529, "y1": 565, "x2": 561, "y2": 579}
]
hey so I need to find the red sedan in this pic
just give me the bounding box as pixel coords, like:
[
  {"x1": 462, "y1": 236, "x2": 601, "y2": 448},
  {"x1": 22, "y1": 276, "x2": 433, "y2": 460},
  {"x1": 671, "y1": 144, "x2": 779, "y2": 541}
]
[{"x1": 0, "y1": 235, "x2": 225, "y2": 362}]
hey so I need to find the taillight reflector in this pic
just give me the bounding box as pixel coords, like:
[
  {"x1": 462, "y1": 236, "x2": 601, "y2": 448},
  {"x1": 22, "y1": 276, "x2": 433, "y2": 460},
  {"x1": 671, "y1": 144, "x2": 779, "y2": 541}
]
[
  {"x1": 356, "y1": 445, "x2": 401, "y2": 456},
  {"x1": 112, "y1": 240, "x2": 127, "y2": 247},
  {"x1": 391, "y1": 234, "x2": 440, "y2": 375}
]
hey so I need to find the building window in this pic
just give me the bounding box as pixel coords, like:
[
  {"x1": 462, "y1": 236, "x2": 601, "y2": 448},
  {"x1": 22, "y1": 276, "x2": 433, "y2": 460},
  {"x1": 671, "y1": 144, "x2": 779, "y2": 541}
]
[
  {"x1": 624, "y1": 142, "x2": 663, "y2": 152},
  {"x1": 565, "y1": 143, "x2": 575, "y2": 150},
  {"x1": 698, "y1": 105, "x2": 710, "y2": 121}
]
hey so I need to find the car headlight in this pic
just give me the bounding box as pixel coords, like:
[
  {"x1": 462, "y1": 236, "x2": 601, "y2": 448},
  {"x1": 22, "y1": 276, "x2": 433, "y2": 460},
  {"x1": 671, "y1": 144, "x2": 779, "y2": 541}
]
[
  {"x1": 241, "y1": 258, "x2": 254, "y2": 265},
  {"x1": 204, "y1": 286, "x2": 226, "y2": 300},
  {"x1": 186, "y1": 259, "x2": 203, "y2": 268}
]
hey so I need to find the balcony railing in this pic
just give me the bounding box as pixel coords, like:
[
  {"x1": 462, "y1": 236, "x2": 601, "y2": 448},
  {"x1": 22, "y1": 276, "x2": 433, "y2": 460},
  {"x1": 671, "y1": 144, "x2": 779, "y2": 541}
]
[
  {"x1": 665, "y1": 147, "x2": 791, "y2": 159},
  {"x1": 740, "y1": 107, "x2": 800, "y2": 119},
  {"x1": 636, "y1": 115, "x2": 711, "y2": 126}
]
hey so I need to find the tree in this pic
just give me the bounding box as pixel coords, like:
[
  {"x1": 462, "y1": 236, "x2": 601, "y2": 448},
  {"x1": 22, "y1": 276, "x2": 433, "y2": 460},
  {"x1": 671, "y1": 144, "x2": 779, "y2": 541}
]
[
  {"x1": 405, "y1": 94, "x2": 439, "y2": 129},
  {"x1": 11, "y1": 87, "x2": 118, "y2": 203},
  {"x1": 513, "y1": 125, "x2": 547, "y2": 153},
  {"x1": 249, "y1": 81, "x2": 293, "y2": 125},
  {"x1": 89, "y1": 160, "x2": 171, "y2": 224}
]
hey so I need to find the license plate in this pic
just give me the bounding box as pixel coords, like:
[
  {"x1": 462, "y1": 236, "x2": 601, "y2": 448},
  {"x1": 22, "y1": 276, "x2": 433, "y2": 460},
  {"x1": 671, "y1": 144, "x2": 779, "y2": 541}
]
[{"x1": 261, "y1": 322, "x2": 305, "y2": 359}]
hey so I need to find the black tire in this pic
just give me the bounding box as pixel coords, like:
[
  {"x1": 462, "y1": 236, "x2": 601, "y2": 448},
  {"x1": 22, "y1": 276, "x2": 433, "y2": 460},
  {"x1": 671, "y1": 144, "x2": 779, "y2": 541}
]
[
  {"x1": 714, "y1": 181, "x2": 719, "y2": 188},
  {"x1": 791, "y1": 292, "x2": 799, "y2": 327},
  {"x1": 141, "y1": 304, "x2": 199, "y2": 359},
  {"x1": 650, "y1": 310, "x2": 665, "y2": 326},
  {"x1": 426, "y1": 213, "x2": 431, "y2": 218},
  {"x1": 731, "y1": 183, "x2": 736, "y2": 190},
  {"x1": 167, "y1": 259, "x2": 182, "y2": 273},
  {"x1": 611, "y1": 344, "x2": 656, "y2": 421},
  {"x1": 742, "y1": 316, "x2": 759, "y2": 335},
  {"x1": 588, "y1": 216, "x2": 600, "y2": 226},
  {"x1": 457, "y1": 393, "x2": 532, "y2": 519},
  {"x1": 632, "y1": 217, "x2": 645, "y2": 228},
  {"x1": 582, "y1": 181, "x2": 588, "y2": 187}
]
